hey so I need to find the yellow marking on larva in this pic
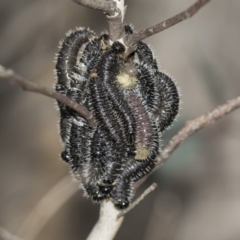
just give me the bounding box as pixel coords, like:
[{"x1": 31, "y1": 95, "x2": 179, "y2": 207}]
[
  {"x1": 116, "y1": 73, "x2": 137, "y2": 89},
  {"x1": 90, "y1": 72, "x2": 98, "y2": 78},
  {"x1": 100, "y1": 40, "x2": 108, "y2": 50},
  {"x1": 135, "y1": 147, "x2": 150, "y2": 160}
]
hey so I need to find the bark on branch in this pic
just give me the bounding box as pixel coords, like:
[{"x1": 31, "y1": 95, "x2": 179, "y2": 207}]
[
  {"x1": 86, "y1": 201, "x2": 124, "y2": 240},
  {"x1": 117, "y1": 183, "x2": 158, "y2": 219},
  {"x1": 0, "y1": 65, "x2": 96, "y2": 129}
]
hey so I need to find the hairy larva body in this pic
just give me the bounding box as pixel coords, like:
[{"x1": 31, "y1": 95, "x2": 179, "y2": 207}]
[{"x1": 55, "y1": 25, "x2": 179, "y2": 209}]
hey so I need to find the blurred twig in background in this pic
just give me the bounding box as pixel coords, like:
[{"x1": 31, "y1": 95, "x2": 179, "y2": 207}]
[
  {"x1": 17, "y1": 175, "x2": 78, "y2": 240},
  {"x1": 0, "y1": 227, "x2": 24, "y2": 240},
  {"x1": 143, "y1": 192, "x2": 181, "y2": 240}
]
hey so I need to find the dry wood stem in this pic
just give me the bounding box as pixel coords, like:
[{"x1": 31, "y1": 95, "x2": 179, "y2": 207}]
[{"x1": 0, "y1": 65, "x2": 96, "y2": 129}]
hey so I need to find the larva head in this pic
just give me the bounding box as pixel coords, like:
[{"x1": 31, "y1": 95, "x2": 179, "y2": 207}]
[
  {"x1": 123, "y1": 62, "x2": 138, "y2": 76},
  {"x1": 98, "y1": 179, "x2": 115, "y2": 194},
  {"x1": 114, "y1": 199, "x2": 130, "y2": 209},
  {"x1": 99, "y1": 33, "x2": 109, "y2": 50},
  {"x1": 112, "y1": 41, "x2": 125, "y2": 54},
  {"x1": 124, "y1": 25, "x2": 134, "y2": 34}
]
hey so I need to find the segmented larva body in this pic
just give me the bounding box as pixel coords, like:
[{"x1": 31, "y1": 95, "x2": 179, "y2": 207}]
[
  {"x1": 55, "y1": 25, "x2": 179, "y2": 209},
  {"x1": 88, "y1": 76, "x2": 125, "y2": 148},
  {"x1": 99, "y1": 49, "x2": 136, "y2": 146},
  {"x1": 134, "y1": 41, "x2": 180, "y2": 131},
  {"x1": 56, "y1": 29, "x2": 92, "y2": 146},
  {"x1": 110, "y1": 124, "x2": 159, "y2": 208},
  {"x1": 154, "y1": 72, "x2": 179, "y2": 132},
  {"x1": 136, "y1": 62, "x2": 158, "y2": 113},
  {"x1": 56, "y1": 29, "x2": 95, "y2": 87},
  {"x1": 124, "y1": 91, "x2": 153, "y2": 160}
]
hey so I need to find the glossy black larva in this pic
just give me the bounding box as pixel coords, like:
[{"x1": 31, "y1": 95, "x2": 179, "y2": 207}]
[
  {"x1": 98, "y1": 48, "x2": 136, "y2": 146},
  {"x1": 88, "y1": 76, "x2": 125, "y2": 148},
  {"x1": 154, "y1": 72, "x2": 179, "y2": 132},
  {"x1": 55, "y1": 25, "x2": 179, "y2": 209}
]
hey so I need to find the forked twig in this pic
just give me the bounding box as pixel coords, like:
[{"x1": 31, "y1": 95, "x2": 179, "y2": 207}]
[
  {"x1": 157, "y1": 96, "x2": 240, "y2": 167},
  {"x1": 17, "y1": 175, "x2": 78, "y2": 240},
  {"x1": 76, "y1": 0, "x2": 211, "y2": 47},
  {"x1": 126, "y1": 0, "x2": 211, "y2": 44}
]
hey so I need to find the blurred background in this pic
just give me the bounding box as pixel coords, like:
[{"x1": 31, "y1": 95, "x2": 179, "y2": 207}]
[{"x1": 0, "y1": 0, "x2": 240, "y2": 239}]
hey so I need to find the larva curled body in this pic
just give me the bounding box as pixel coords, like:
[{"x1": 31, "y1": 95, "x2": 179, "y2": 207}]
[
  {"x1": 110, "y1": 123, "x2": 160, "y2": 209},
  {"x1": 56, "y1": 28, "x2": 95, "y2": 91},
  {"x1": 55, "y1": 26, "x2": 180, "y2": 209},
  {"x1": 154, "y1": 72, "x2": 180, "y2": 132},
  {"x1": 98, "y1": 49, "x2": 136, "y2": 146},
  {"x1": 124, "y1": 90, "x2": 153, "y2": 160},
  {"x1": 88, "y1": 76, "x2": 125, "y2": 149}
]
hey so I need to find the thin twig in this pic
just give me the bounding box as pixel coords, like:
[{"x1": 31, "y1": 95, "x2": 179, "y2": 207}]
[
  {"x1": 0, "y1": 65, "x2": 96, "y2": 129},
  {"x1": 124, "y1": 0, "x2": 211, "y2": 56},
  {"x1": 135, "y1": 96, "x2": 240, "y2": 189},
  {"x1": 17, "y1": 175, "x2": 78, "y2": 240},
  {"x1": 72, "y1": 0, "x2": 211, "y2": 57},
  {"x1": 117, "y1": 183, "x2": 157, "y2": 219},
  {"x1": 0, "y1": 227, "x2": 24, "y2": 240}
]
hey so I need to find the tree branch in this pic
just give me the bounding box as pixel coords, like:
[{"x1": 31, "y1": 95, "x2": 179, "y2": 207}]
[
  {"x1": 87, "y1": 183, "x2": 157, "y2": 239},
  {"x1": 135, "y1": 96, "x2": 240, "y2": 188},
  {"x1": 86, "y1": 201, "x2": 124, "y2": 240},
  {"x1": 106, "y1": 0, "x2": 125, "y2": 42},
  {"x1": 0, "y1": 65, "x2": 96, "y2": 129},
  {"x1": 157, "y1": 96, "x2": 240, "y2": 167},
  {"x1": 17, "y1": 176, "x2": 78, "y2": 240},
  {"x1": 72, "y1": 0, "x2": 211, "y2": 57},
  {"x1": 124, "y1": 0, "x2": 211, "y2": 56},
  {"x1": 117, "y1": 183, "x2": 157, "y2": 219}
]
